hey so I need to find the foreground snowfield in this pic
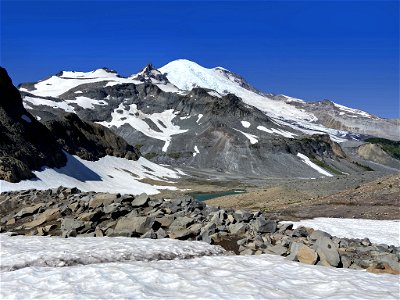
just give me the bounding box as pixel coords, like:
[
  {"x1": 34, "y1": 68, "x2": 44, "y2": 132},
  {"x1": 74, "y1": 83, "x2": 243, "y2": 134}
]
[
  {"x1": 287, "y1": 218, "x2": 400, "y2": 246},
  {"x1": 1, "y1": 235, "x2": 399, "y2": 299},
  {"x1": 0, "y1": 153, "x2": 181, "y2": 195}
]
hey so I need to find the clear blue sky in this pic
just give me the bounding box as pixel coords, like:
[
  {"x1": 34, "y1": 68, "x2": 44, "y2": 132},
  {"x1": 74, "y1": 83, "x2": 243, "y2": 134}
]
[{"x1": 1, "y1": 0, "x2": 399, "y2": 118}]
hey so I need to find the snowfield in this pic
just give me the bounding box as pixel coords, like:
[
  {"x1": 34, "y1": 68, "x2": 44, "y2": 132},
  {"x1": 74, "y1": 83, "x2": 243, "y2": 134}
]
[
  {"x1": 287, "y1": 218, "x2": 400, "y2": 246},
  {"x1": 1, "y1": 234, "x2": 399, "y2": 299},
  {"x1": 0, "y1": 153, "x2": 180, "y2": 195},
  {"x1": 97, "y1": 104, "x2": 188, "y2": 153},
  {"x1": 297, "y1": 153, "x2": 333, "y2": 177}
]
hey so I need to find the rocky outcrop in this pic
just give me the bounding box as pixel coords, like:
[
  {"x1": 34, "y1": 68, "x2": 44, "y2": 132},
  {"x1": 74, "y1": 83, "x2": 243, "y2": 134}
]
[
  {"x1": 44, "y1": 113, "x2": 140, "y2": 161},
  {"x1": 1, "y1": 187, "x2": 398, "y2": 274},
  {"x1": 0, "y1": 67, "x2": 67, "y2": 182},
  {"x1": 357, "y1": 143, "x2": 399, "y2": 167}
]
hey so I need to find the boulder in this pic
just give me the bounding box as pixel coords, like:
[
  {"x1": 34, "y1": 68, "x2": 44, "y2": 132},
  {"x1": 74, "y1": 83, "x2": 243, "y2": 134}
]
[
  {"x1": 314, "y1": 236, "x2": 340, "y2": 267},
  {"x1": 310, "y1": 230, "x2": 331, "y2": 241},
  {"x1": 131, "y1": 193, "x2": 149, "y2": 207},
  {"x1": 61, "y1": 218, "x2": 87, "y2": 233},
  {"x1": 103, "y1": 203, "x2": 120, "y2": 214},
  {"x1": 297, "y1": 245, "x2": 318, "y2": 265},
  {"x1": 228, "y1": 223, "x2": 247, "y2": 236},
  {"x1": 23, "y1": 208, "x2": 60, "y2": 229},
  {"x1": 77, "y1": 210, "x2": 103, "y2": 222},
  {"x1": 114, "y1": 216, "x2": 154, "y2": 236},
  {"x1": 292, "y1": 226, "x2": 309, "y2": 237},
  {"x1": 233, "y1": 210, "x2": 253, "y2": 222},
  {"x1": 15, "y1": 203, "x2": 44, "y2": 218},
  {"x1": 253, "y1": 216, "x2": 277, "y2": 233},
  {"x1": 169, "y1": 216, "x2": 194, "y2": 231},
  {"x1": 88, "y1": 193, "x2": 118, "y2": 208},
  {"x1": 155, "y1": 216, "x2": 174, "y2": 228},
  {"x1": 266, "y1": 245, "x2": 288, "y2": 256},
  {"x1": 169, "y1": 223, "x2": 202, "y2": 239}
]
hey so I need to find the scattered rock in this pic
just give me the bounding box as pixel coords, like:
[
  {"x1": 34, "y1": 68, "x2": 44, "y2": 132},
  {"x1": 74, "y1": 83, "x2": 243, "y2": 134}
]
[
  {"x1": 314, "y1": 236, "x2": 340, "y2": 267},
  {"x1": 297, "y1": 245, "x2": 318, "y2": 265},
  {"x1": 131, "y1": 193, "x2": 149, "y2": 207},
  {"x1": 23, "y1": 208, "x2": 60, "y2": 229}
]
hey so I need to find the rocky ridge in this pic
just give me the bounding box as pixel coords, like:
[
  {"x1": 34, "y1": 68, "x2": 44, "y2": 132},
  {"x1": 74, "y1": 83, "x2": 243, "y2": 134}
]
[
  {"x1": 1, "y1": 187, "x2": 398, "y2": 275},
  {"x1": 0, "y1": 67, "x2": 67, "y2": 182}
]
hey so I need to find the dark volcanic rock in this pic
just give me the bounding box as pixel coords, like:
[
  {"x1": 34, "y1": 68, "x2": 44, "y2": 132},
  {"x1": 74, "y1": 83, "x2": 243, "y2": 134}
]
[
  {"x1": 0, "y1": 67, "x2": 67, "y2": 182},
  {"x1": 44, "y1": 113, "x2": 140, "y2": 161}
]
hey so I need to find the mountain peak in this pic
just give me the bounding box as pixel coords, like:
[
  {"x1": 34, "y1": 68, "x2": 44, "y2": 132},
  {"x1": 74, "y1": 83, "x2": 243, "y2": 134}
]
[
  {"x1": 130, "y1": 63, "x2": 169, "y2": 84},
  {"x1": 159, "y1": 59, "x2": 262, "y2": 95}
]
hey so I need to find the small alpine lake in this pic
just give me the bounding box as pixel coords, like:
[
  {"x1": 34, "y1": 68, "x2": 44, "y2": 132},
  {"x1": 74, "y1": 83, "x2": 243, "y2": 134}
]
[{"x1": 191, "y1": 190, "x2": 246, "y2": 202}]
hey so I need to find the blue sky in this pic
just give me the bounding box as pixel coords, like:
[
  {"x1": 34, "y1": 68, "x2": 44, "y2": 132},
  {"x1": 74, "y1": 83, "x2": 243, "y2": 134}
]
[{"x1": 1, "y1": 1, "x2": 399, "y2": 118}]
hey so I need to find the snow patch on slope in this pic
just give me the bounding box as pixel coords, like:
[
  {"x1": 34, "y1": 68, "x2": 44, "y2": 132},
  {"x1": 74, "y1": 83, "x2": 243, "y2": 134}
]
[
  {"x1": 0, "y1": 153, "x2": 180, "y2": 195},
  {"x1": 66, "y1": 96, "x2": 107, "y2": 109},
  {"x1": 233, "y1": 129, "x2": 258, "y2": 144},
  {"x1": 297, "y1": 153, "x2": 333, "y2": 177},
  {"x1": 287, "y1": 218, "x2": 400, "y2": 246},
  {"x1": 241, "y1": 121, "x2": 251, "y2": 128},
  {"x1": 196, "y1": 114, "x2": 203, "y2": 124},
  {"x1": 19, "y1": 69, "x2": 140, "y2": 98},
  {"x1": 24, "y1": 96, "x2": 75, "y2": 112},
  {"x1": 257, "y1": 125, "x2": 297, "y2": 138},
  {"x1": 334, "y1": 103, "x2": 372, "y2": 118},
  {"x1": 193, "y1": 145, "x2": 200, "y2": 157},
  {"x1": 97, "y1": 104, "x2": 188, "y2": 152}
]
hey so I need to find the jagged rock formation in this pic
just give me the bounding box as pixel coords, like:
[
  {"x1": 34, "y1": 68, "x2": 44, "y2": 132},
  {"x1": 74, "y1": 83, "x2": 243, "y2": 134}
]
[
  {"x1": 44, "y1": 113, "x2": 140, "y2": 161},
  {"x1": 0, "y1": 67, "x2": 67, "y2": 182}
]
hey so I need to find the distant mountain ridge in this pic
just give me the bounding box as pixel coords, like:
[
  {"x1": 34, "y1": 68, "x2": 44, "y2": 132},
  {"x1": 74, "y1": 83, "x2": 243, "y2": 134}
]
[{"x1": 15, "y1": 59, "x2": 400, "y2": 178}]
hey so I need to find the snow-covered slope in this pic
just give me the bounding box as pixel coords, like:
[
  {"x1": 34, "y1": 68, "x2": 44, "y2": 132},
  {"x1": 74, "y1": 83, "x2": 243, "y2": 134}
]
[
  {"x1": 160, "y1": 59, "x2": 316, "y2": 123},
  {"x1": 19, "y1": 68, "x2": 141, "y2": 98},
  {"x1": 1, "y1": 234, "x2": 399, "y2": 299},
  {"x1": 97, "y1": 104, "x2": 188, "y2": 152},
  {"x1": 0, "y1": 153, "x2": 181, "y2": 195}
]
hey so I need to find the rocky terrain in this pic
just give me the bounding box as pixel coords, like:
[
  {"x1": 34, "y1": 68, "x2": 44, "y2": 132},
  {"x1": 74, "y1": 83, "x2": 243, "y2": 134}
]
[
  {"x1": 206, "y1": 173, "x2": 400, "y2": 221},
  {"x1": 1, "y1": 187, "x2": 399, "y2": 275}
]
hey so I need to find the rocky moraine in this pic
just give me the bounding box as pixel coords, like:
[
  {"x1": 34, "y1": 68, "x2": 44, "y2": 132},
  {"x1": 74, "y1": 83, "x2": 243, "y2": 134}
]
[{"x1": 1, "y1": 187, "x2": 399, "y2": 275}]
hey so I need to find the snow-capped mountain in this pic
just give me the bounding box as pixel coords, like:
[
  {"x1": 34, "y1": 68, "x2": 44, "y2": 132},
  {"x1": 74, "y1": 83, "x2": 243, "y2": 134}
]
[{"x1": 16, "y1": 59, "x2": 399, "y2": 178}]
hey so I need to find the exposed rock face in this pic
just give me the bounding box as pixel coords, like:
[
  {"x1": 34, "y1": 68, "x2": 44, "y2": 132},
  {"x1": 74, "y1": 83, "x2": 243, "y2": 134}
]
[
  {"x1": 357, "y1": 143, "x2": 398, "y2": 167},
  {"x1": 288, "y1": 99, "x2": 400, "y2": 141},
  {"x1": 44, "y1": 113, "x2": 140, "y2": 161},
  {"x1": 131, "y1": 64, "x2": 169, "y2": 84},
  {"x1": 1, "y1": 187, "x2": 399, "y2": 274},
  {"x1": 0, "y1": 67, "x2": 67, "y2": 182}
]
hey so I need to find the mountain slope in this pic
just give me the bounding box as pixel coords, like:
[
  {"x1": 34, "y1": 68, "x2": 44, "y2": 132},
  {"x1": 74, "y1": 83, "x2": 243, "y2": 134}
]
[{"x1": 17, "y1": 60, "x2": 399, "y2": 178}]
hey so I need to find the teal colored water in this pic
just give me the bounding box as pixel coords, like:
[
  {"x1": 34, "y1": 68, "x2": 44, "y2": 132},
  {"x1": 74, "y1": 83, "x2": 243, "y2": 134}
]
[{"x1": 192, "y1": 190, "x2": 245, "y2": 202}]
